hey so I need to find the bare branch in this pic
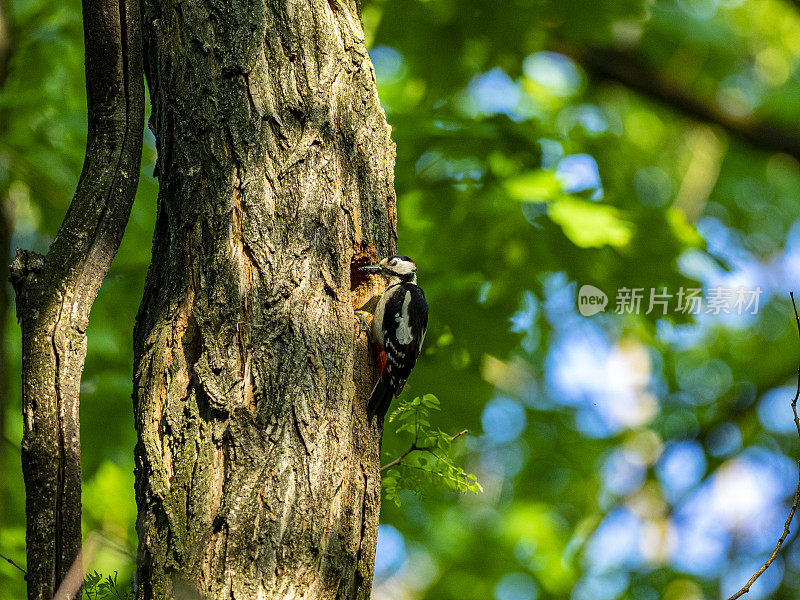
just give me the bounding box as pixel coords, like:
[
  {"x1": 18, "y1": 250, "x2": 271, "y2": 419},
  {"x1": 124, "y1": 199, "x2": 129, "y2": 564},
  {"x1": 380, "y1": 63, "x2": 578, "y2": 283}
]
[
  {"x1": 724, "y1": 292, "x2": 800, "y2": 600},
  {"x1": 0, "y1": 550, "x2": 26, "y2": 577},
  {"x1": 449, "y1": 429, "x2": 469, "y2": 443},
  {"x1": 380, "y1": 445, "x2": 419, "y2": 473}
]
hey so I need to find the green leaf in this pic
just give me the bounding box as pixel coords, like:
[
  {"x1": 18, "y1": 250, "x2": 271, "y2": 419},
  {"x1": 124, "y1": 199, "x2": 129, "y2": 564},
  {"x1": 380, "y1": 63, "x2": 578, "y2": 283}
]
[
  {"x1": 548, "y1": 196, "x2": 634, "y2": 248},
  {"x1": 397, "y1": 409, "x2": 416, "y2": 422},
  {"x1": 395, "y1": 423, "x2": 416, "y2": 435},
  {"x1": 505, "y1": 170, "x2": 561, "y2": 202},
  {"x1": 421, "y1": 394, "x2": 441, "y2": 408}
]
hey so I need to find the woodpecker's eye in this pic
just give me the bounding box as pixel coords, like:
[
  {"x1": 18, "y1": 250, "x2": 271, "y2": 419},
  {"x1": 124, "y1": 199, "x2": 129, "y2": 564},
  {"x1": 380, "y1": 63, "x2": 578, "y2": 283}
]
[{"x1": 390, "y1": 259, "x2": 398, "y2": 267}]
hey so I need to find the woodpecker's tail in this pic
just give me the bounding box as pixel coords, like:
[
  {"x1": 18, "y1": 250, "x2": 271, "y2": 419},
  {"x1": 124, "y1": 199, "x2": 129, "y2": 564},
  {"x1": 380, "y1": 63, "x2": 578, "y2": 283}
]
[{"x1": 367, "y1": 380, "x2": 394, "y2": 420}]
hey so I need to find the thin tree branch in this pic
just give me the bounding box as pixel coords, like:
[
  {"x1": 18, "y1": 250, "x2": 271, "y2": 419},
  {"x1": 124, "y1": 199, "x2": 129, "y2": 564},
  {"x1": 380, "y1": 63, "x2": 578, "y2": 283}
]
[
  {"x1": 724, "y1": 292, "x2": 800, "y2": 600},
  {"x1": 380, "y1": 429, "x2": 469, "y2": 472},
  {"x1": 563, "y1": 44, "x2": 800, "y2": 162},
  {"x1": 0, "y1": 0, "x2": 12, "y2": 86},
  {"x1": 0, "y1": 550, "x2": 26, "y2": 577},
  {"x1": 8, "y1": 0, "x2": 144, "y2": 597}
]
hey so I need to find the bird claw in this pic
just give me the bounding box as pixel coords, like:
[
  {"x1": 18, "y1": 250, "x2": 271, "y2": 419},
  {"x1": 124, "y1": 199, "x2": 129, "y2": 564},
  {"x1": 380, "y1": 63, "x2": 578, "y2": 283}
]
[{"x1": 354, "y1": 311, "x2": 371, "y2": 338}]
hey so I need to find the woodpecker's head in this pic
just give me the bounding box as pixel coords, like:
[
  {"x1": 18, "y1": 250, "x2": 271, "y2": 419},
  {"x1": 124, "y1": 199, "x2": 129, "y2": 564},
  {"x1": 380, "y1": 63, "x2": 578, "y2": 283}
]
[{"x1": 360, "y1": 255, "x2": 417, "y2": 284}]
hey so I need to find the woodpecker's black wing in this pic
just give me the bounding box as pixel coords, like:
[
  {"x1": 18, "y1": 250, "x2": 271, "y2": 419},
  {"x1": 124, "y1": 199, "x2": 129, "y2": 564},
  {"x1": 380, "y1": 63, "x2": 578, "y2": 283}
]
[{"x1": 368, "y1": 283, "x2": 428, "y2": 418}]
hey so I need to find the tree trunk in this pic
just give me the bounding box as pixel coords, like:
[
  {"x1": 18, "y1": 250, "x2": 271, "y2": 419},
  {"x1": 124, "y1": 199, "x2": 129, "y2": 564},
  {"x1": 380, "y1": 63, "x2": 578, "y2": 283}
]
[
  {"x1": 9, "y1": 0, "x2": 144, "y2": 597},
  {"x1": 133, "y1": 0, "x2": 396, "y2": 598}
]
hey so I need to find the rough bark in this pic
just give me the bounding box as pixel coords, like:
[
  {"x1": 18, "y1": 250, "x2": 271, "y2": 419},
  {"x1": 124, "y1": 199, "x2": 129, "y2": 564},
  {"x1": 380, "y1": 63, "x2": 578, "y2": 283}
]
[
  {"x1": 8, "y1": 0, "x2": 144, "y2": 597},
  {"x1": 133, "y1": 0, "x2": 396, "y2": 598}
]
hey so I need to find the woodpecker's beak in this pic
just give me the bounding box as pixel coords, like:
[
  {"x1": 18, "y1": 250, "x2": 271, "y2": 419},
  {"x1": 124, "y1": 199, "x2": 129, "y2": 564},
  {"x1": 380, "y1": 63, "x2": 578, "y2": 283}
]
[{"x1": 359, "y1": 263, "x2": 382, "y2": 273}]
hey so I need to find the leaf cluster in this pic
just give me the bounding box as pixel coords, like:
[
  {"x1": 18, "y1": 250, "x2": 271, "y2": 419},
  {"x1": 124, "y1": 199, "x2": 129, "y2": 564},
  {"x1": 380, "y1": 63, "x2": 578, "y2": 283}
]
[
  {"x1": 82, "y1": 571, "x2": 133, "y2": 600},
  {"x1": 382, "y1": 394, "x2": 482, "y2": 506}
]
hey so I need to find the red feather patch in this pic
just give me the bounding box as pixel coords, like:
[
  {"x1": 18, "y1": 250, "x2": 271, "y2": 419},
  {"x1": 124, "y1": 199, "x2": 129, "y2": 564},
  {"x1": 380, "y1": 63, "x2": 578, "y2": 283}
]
[{"x1": 378, "y1": 347, "x2": 387, "y2": 378}]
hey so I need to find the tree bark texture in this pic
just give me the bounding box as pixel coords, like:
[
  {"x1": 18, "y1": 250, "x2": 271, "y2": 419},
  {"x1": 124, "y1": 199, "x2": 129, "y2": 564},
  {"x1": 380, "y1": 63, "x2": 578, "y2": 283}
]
[
  {"x1": 8, "y1": 0, "x2": 144, "y2": 597},
  {"x1": 134, "y1": 0, "x2": 396, "y2": 598}
]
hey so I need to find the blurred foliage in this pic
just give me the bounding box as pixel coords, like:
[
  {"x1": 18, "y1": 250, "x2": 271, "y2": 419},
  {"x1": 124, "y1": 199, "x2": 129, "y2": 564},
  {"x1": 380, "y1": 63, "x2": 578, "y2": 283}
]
[{"x1": 4, "y1": 0, "x2": 800, "y2": 599}]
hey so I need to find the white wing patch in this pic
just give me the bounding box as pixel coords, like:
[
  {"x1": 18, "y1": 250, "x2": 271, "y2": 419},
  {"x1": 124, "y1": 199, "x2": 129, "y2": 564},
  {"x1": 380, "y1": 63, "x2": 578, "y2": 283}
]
[{"x1": 395, "y1": 291, "x2": 414, "y2": 344}]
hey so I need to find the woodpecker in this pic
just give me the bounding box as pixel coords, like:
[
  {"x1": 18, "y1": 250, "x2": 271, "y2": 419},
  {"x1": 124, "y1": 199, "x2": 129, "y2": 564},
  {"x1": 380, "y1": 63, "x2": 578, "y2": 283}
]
[{"x1": 359, "y1": 256, "x2": 428, "y2": 420}]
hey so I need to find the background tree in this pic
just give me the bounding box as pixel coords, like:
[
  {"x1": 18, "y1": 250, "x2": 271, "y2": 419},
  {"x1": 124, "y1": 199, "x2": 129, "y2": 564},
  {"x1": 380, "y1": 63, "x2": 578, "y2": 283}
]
[
  {"x1": 5, "y1": 1, "x2": 800, "y2": 599},
  {"x1": 5, "y1": 0, "x2": 143, "y2": 597}
]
